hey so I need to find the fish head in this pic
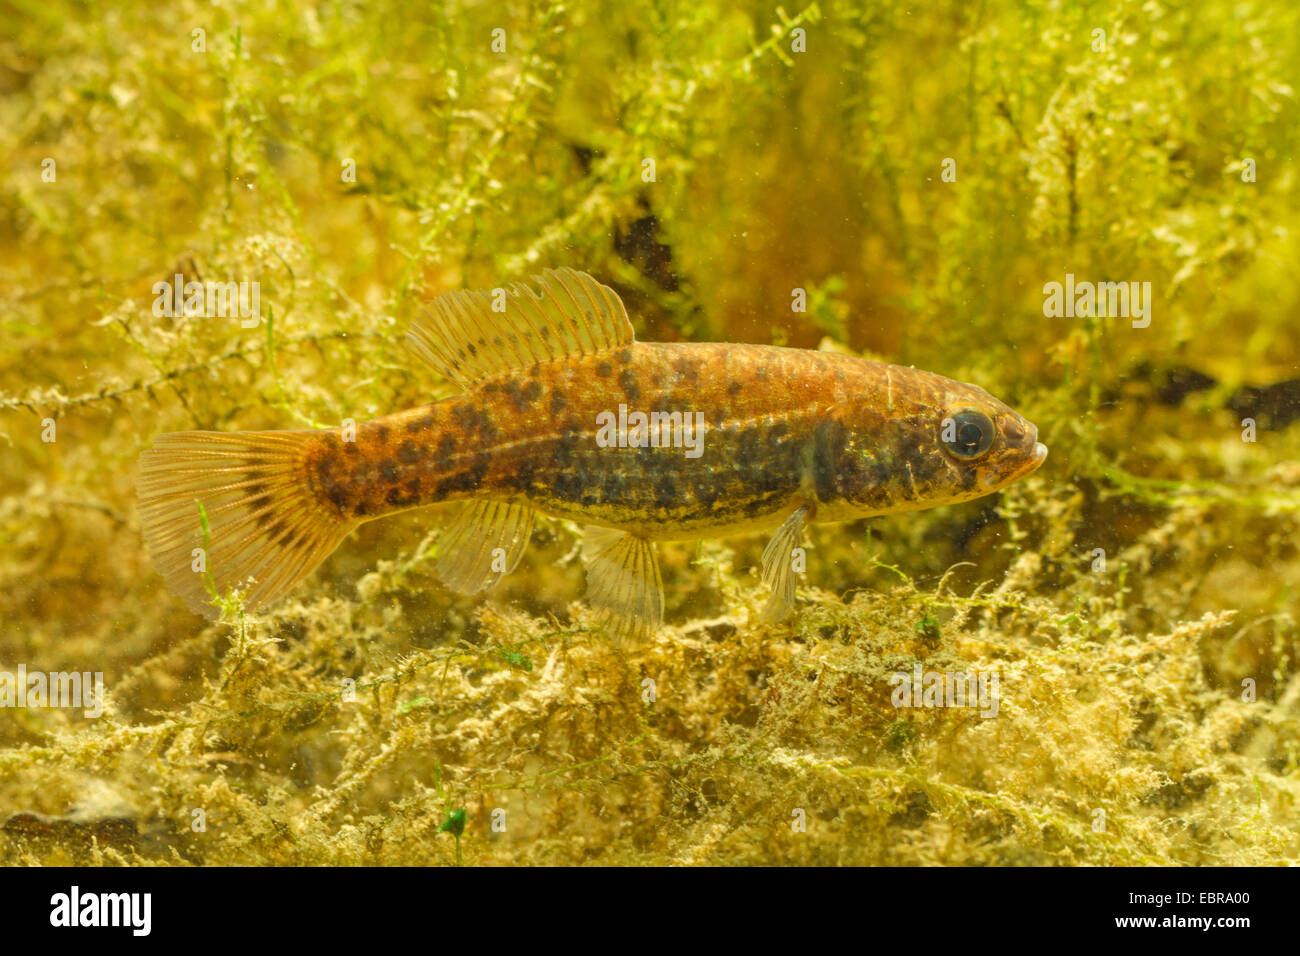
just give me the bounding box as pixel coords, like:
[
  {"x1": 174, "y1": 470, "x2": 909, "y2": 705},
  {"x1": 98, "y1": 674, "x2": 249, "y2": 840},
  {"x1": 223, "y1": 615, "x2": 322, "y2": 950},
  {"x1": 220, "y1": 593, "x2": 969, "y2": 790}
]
[
  {"x1": 831, "y1": 365, "x2": 1048, "y2": 514},
  {"x1": 937, "y1": 392, "x2": 1049, "y2": 498}
]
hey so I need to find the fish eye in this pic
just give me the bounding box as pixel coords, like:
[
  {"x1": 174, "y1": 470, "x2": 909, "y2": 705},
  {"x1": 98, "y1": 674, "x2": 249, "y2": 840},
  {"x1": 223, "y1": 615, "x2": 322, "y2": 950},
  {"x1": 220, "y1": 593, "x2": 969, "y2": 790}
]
[{"x1": 941, "y1": 408, "x2": 995, "y2": 460}]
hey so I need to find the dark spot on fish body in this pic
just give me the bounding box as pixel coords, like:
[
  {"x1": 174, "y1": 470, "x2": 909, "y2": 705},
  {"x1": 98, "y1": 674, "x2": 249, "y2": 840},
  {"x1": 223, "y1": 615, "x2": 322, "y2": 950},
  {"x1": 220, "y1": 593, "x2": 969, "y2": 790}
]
[
  {"x1": 344, "y1": 441, "x2": 358, "y2": 455},
  {"x1": 752, "y1": 455, "x2": 788, "y2": 494},
  {"x1": 375, "y1": 423, "x2": 390, "y2": 443},
  {"x1": 849, "y1": 452, "x2": 882, "y2": 495},
  {"x1": 522, "y1": 380, "x2": 542, "y2": 403},
  {"x1": 321, "y1": 478, "x2": 348, "y2": 511},
  {"x1": 434, "y1": 461, "x2": 488, "y2": 499},
  {"x1": 784, "y1": 442, "x2": 807, "y2": 484},
  {"x1": 551, "y1": 469, "x2": 584, "y2": 504},
  {"x1": 813, "y1": 419, "x2": 845, "y2": 504},
  {"x1": 482, "y1": 381, "x2": 499, "y2": 393},
  {"x1": 737, "y1": 455, "x2": 762, "y2": 493},
  {"x1": 380, "y1": 462, "x2": 399, "y2": 483},
  {"x1": 406, "y1": 413, "x2": 435, "y2": 434},
  {"x1": 727, "y1": 381, "x2": 743, "y2": 397},
  {"x1": 397, "y1": 440, "x2": 421, "y2": 465},
  {"x1": 549, "y1": 391, "x2": 567, "y2": 414},
  {"x1": 435, "y1": 435, "x2": 456, "y2": 470},
  {"x1": 595, "y1": 360, "x2": 613, "y2": 378},
  {"x1": 617, "y1": 349, "x2": 633, "y2": 364},
  {"x1": 857, "y1": 455, "x2": 896, "y2": 509},
  {"x1": 556, "y1": 421, "x2": 584, "y2": 458},
  {"x1": 740, "y1": 491, "x2": 780, "y2": 518},
  {"x1": 653, "y1": 474, "x2": 676, "y2": 511},
  {"x1": 513, "y1": 459, "x2": 537, "y2": 492},
  {"x1": 451, "y1": 402, "x2": 499, "y2": 442},
  {"x1": 898, "y1": 435, "x2": 940, "y2": 491},
  {"x1": 694, "y1": 473, "x2": 721, "y2": 507},
  {"x1": 320, "y1": 433, "x2": 340, "y2": 452},
  {"x1": 737, "y1": 426, "x2": 761, "y2": 463},
  {"x1": 501, "y1": 380, "x2": 525, "y2": 411},
  {"x1": 601, "y1": 471, "x2": 625, "y2": 502},
  {"x1": 673, "y1": 357, "x2": 700, "y2": 386},
  {"x1": 618, "y1": 369, "x2": 641, "y2": 403},
  {"x1": 309, "y1": 459, "x2": 356, "y2": 516},
  {"x1": 385, "y1": 477, "x2": 423, "y2": 508}
]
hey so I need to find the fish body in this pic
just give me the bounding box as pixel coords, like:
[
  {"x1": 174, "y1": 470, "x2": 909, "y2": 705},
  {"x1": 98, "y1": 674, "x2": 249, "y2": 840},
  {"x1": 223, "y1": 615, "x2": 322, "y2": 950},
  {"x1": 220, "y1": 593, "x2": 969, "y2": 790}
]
[{"x1": 139, "y1": 269, "x2": 1046, "y2": 635}]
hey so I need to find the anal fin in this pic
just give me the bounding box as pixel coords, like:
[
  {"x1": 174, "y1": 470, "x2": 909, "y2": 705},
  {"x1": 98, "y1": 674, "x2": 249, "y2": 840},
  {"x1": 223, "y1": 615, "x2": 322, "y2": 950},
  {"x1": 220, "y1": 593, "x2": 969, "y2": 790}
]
[
  {"x1": 761, "y1": 504, "x2": 813, "y2": 623},
  {"x1": 434, "y1": 500, "x2": 536, "y2": 594},
  {"x1": 581, "y1": 527, "x2": 664, "y2": 641}
]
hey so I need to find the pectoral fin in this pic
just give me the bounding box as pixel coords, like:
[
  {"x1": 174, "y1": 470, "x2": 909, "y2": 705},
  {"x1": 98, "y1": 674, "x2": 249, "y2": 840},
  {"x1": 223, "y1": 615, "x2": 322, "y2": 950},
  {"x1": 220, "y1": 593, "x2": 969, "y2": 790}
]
[
  {"x1": 760, "y1": 504, "x2": 813, "y2": 622},
  {"x1": 434, "y1": 499, "x2": 536, "y2": 594},
  {"x1": 581, "y1": 527, "x2": 664, "y2": 640}
]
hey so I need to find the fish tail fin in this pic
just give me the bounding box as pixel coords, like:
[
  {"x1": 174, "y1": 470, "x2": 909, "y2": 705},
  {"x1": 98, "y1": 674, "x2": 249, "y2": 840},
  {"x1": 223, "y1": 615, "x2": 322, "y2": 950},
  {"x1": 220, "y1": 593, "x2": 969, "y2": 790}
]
[{"x1": 137, "y1": 430, "x2": 354, "y2": 619}]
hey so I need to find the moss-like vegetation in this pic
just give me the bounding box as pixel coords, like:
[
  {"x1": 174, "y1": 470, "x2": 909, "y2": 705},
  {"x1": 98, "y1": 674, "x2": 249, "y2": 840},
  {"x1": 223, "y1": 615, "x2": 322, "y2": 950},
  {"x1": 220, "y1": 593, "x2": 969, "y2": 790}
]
[{"x1": 1, "y1": 0, "x2": 1297, "y2": 865}]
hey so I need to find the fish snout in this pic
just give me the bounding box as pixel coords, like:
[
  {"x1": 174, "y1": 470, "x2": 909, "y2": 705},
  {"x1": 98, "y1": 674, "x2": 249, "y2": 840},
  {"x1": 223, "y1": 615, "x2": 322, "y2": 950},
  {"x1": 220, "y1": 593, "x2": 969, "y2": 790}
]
[{"x1": 983, "y1": 413, "x2": 1048, "y2": 487}]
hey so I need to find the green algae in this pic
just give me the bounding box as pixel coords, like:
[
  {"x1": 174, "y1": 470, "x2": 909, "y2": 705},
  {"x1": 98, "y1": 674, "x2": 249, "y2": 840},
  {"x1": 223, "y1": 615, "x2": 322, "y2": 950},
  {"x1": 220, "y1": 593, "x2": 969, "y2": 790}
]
[{"x1": 0, "y1": 0, "x2": 1298, "y2": 866}]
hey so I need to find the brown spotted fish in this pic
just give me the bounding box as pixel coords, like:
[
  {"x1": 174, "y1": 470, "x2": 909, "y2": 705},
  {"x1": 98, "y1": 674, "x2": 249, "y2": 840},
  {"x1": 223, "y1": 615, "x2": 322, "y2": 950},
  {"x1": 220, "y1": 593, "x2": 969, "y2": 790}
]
[{"x1": 138, "y1": 268, "x2": 1047, "y2": 636}]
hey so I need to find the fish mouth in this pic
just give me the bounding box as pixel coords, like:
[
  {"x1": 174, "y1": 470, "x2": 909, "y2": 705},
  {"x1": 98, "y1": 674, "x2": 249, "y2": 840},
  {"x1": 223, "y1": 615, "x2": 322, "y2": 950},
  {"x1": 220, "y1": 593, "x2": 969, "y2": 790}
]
[
  {"x1": 981, "y1": 440, "x2": 1047, "y2": 489},
  {"x1": 1016, "y1": 441, "x2": 1049, "y2": 478}
]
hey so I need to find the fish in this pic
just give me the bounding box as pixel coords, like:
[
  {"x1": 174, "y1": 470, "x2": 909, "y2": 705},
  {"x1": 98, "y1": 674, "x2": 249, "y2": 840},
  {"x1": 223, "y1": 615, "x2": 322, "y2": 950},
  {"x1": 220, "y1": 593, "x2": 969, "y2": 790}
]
[{"x1": 137, "y1": 268, "x2": 1048, "y2": 637}]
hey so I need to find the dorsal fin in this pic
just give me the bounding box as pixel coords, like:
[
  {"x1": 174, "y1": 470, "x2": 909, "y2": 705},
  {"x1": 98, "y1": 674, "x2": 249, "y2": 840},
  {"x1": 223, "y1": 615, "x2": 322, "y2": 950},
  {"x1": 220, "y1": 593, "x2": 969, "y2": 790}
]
[{"x1": 407, "y1": 267, "x2": 635, "y2": 386}]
